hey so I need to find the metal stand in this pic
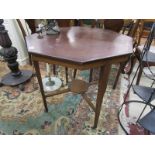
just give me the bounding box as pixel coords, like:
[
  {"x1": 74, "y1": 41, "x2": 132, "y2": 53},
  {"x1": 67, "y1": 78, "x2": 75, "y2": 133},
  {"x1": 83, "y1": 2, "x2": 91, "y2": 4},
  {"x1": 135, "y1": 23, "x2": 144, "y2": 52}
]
[
  {"x1": 0, "y1": 19, "x2": 32, "y2": 89},
  {"x1": 42, "y1": 76, "x2": 62, "y2": 92},
  {"x1": 42, "y1": 63, "x2": 62, "y2": 92},
  {"x1": 118, "y1": 23, "x2": 155, "y2": 134}
]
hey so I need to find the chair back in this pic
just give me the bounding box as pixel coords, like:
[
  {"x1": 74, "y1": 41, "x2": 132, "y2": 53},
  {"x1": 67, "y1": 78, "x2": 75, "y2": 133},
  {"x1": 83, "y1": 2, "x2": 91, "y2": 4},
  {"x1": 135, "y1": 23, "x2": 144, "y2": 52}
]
[
  {"x1": 127, "y1": 19, "x2": 141, "y2": 47},
  {"x1": 16, "y1": 19, "x2": 27, "y2": 39},
  {"x1": 128, "y1": 20, "x2": 141, "y2": 38},
  {"x1": 16, "y1": 19, "x2": 32, "y2": 40},
  {"x1": 142, "y1": 22, "x2": 155, "y2": 55},
  {"x1": 104, "y1": 19, "x2": 124, "y2": 32},
  {"x1": 75, "y1": 19, "x2": 99, "y2": 28},
  {"x1": 56, "y1": 19, "x2": 72, "y2": 27}
]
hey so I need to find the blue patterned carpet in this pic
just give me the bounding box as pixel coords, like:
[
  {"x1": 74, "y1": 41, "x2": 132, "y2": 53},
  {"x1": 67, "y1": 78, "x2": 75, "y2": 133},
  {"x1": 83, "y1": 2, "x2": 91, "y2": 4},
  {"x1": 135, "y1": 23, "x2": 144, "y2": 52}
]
[{"x1": 0, "y1": 63, "x2": 121, "y2": 135}]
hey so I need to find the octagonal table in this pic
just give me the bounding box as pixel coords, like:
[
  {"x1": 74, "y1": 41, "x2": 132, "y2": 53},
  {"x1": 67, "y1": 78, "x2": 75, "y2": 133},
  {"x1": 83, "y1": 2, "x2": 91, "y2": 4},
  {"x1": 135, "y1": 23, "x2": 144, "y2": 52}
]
[{"x1": 26, "y1": 26, "x2": 133, "y2": 128}]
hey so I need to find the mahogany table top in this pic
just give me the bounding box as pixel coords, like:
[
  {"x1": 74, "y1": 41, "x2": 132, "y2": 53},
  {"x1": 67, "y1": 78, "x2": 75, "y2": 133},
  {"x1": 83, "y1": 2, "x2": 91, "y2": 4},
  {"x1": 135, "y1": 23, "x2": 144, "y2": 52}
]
[{"x1": 26, "y1": 26, "x2": 133, "y2": 64}]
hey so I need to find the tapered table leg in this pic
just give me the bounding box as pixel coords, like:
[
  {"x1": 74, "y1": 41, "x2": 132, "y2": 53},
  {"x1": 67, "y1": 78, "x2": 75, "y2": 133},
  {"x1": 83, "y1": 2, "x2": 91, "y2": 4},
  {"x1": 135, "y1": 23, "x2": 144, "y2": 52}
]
[
  {"x1": 33, "y1": 60, "x2": 48, "y2": 112},
  {"x1": 65, "y1": 67, "x2": 68, "y2": 84},
  {"x1": 93, "y1": 65, "x2": 111, "y2": 128},
  {"x1": 73, "y1": 69, "x2": 77, "y2": 79},
  {"x1": 89, "y1": 69, "x2": 93, "y2": 83},
  {"x1": 53, "y1": 64, "x2": 56, "y2": 75},
  {"x1": 113, "y1": 64, "x2": 121, "y2": 89}
]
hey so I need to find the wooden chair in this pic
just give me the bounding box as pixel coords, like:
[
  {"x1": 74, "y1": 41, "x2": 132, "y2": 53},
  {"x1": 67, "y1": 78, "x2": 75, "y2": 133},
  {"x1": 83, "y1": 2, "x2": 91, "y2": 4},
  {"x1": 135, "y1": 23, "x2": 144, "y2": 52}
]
[
  {"x1": 104, "y1": 19, "x2": 124, "y2": 32},
  {"x1": 122, "y1": 19, "x2": 134, "y2": 34},
  {"x1": 137, "y1": 19, "x2": 155, "y2": 45},
  {"x1": 25, "y1": 19, "x2": 36, "y2": 33},
  {"x1": 112, "y1": 19, "x2": 141, "y2": 89}
]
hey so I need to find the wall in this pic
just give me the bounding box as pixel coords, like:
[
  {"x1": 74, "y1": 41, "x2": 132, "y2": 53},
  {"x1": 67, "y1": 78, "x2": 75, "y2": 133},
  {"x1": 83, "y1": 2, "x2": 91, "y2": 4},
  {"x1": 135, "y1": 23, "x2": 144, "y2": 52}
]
[{"x1": 3, "y1": 19, "x2": 31, "y2": 65}]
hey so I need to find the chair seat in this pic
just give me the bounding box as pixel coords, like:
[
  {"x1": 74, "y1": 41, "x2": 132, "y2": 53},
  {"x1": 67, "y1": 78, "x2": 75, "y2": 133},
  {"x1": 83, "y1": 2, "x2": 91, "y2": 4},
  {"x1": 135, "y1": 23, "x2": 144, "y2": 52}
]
[
  {"x1": 138, "y1": 109, "x2": 155, "y2": 134},
  {"x1": 138, "y1": 45, "x2": 155, "y2": 53},
  {"x1": 143, "y1": 52, "x2": 155, "y2": 64},
  {"x1": 138, "y1": 45, "x2": 155, "y2": 63},
  {"x1": 137, "y1": 45, "x2": 155, "y2": 64},
  {"x1": 136, "y1": 45, "x2": 155, "y2": 85},
  {"x1": 133, "y1": 85, "x2": 155, "y2": 103}
]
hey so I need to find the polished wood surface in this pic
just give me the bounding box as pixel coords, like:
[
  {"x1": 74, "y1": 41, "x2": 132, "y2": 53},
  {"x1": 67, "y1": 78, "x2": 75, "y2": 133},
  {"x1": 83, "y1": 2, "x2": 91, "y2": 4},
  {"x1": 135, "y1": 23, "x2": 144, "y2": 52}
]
[
  {"x1": 26, "y1": 26, "x2": 133, "y2": 128},
  {"x1": 26, "y1": 27, "x2": 133, "y2": 64}
]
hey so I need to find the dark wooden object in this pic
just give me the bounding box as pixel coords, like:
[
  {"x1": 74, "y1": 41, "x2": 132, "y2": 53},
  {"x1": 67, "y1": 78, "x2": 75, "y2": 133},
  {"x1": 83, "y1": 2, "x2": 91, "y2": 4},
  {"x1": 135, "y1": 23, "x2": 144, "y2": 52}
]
[
  {"x1": 104, "y1": 19, "x2": 124, "y2": 32},
  {"x1": 25, "y1": 19, "x2": 36, "y2": 33},
  {"x1": 137, "y1": 19, "x2": 155, "y2": 45},
  {"x1": 0, "y1": 19, "x2": 32, "y2": 86},
  {"x1": 56, "y1": 19, "x2": 72, "y2": 27},
  {"x1": 26, "y1": 26, "x2": 133, "y2": 128}
]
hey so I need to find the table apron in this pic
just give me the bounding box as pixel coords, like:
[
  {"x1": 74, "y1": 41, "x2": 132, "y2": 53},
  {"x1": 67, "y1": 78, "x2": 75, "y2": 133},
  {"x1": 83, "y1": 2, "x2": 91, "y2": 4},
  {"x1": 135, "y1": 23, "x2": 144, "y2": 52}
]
[{"x1": 31, "y1": 54, "x2": 130, "y2": 70}]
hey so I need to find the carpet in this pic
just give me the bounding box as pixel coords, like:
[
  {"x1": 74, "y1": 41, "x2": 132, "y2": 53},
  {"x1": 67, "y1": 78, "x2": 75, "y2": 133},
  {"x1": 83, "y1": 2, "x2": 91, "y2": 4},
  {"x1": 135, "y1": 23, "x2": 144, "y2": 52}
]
[
  {"x1": 0, "y1": 61, "x2": 122, "y2": 135},
  {"x1": 118, "y1": 69, "x2": 151, "y2": 135}
]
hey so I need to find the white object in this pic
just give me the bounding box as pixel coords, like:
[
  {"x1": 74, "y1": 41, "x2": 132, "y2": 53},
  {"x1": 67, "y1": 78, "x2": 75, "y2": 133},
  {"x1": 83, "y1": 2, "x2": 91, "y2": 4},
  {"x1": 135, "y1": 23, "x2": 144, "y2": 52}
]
[
  {"x1": 46, "y1": 63, "x2": 51, "y2": 75},
  {"x1": 42, "y1": 77, "x2": 62, "y2": 92},
  {"x1": 3, "y1": 19, "x2": 31, "y2": 65}
]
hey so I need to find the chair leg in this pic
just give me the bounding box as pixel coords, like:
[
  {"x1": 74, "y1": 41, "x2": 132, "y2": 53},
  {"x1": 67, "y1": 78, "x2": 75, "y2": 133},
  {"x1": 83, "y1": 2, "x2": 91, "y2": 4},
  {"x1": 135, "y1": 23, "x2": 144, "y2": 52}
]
[
  {"x1": 73, "y1": 69, "x2": 77, "y2": 79},
  {"x1": 127, "y1": 57, "x2": 137, "y2": 75},
  {"x1": 89, "y1": 69, "x2": 93, "y2": 83},
  {"x1": 136, "y1": 66, "x2": 143, "y2": 85},
  {"x1": 144, "y1": 129, "x2": 150, "y2": 135},
  {"x1": 113, "y1": 65, "x2": 122, "y2": 89},
  {"x1": 29, "y1": 53, "x2": 32, "y2": 65},
  {"x1": 65, "y1": 67, "x2": 68, "y2": 84},
  {"x1": 53, "y1": 64, "x2": 56, "y2": 76}
]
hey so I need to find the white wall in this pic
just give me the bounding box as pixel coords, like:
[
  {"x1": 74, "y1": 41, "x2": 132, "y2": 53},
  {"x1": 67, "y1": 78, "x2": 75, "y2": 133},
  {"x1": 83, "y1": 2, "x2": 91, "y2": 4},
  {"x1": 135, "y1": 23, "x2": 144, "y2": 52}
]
[{"x1": 3, "y1": 19, "x2": 31, "y2": 65}]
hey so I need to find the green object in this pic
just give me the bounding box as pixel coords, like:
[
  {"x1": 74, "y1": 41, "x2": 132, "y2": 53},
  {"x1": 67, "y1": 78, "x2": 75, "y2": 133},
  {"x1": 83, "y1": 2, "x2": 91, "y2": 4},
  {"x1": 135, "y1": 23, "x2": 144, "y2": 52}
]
[
  {"x1": 0, "y1": 48, "x2": 3, "y2": 56},
  {"x1": 82, "y1": 19, "x2": 94, "y2": 25}
]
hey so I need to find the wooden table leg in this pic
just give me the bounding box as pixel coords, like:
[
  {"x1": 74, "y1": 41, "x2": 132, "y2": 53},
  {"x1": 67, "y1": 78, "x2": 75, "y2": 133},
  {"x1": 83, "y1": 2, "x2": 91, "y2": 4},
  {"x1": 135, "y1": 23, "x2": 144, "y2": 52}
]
[
  {"x1": 89, "y1": 68, "x2": 93, "y2": 83},
  {"x1": 53, "y1": 64, "x2": 56, "y2": 75},
  {"x1": 93, "y1": 65, "x2": 111, "y2": 128},
  {"x1": 33, "y1": 60, "x2": 48, "y2": 112},
  {"x1": 73, "y1": 69, "x2": 77, "y2": 79},
  {"x1": 65, "y1": 67, "x2": 68, "y2": 84}
]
